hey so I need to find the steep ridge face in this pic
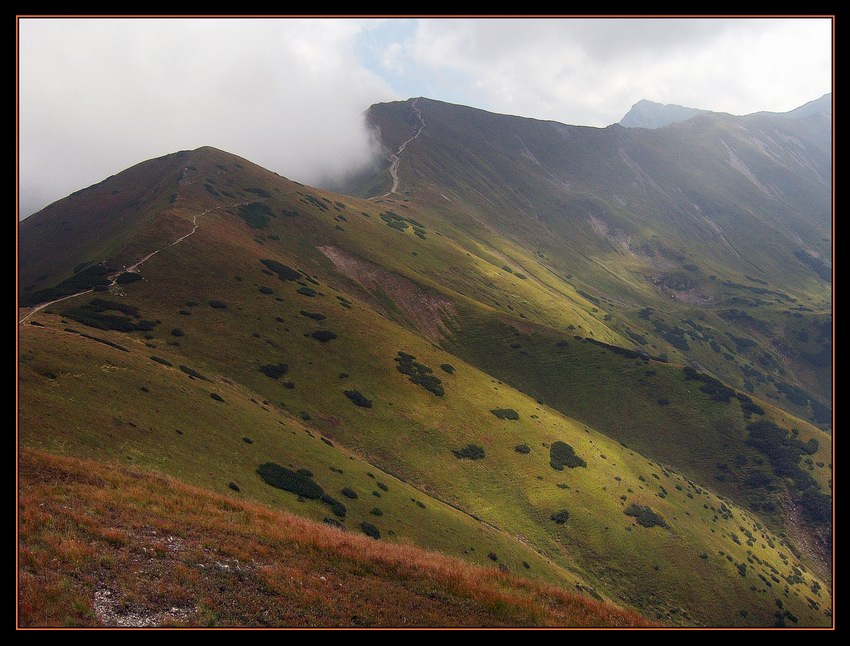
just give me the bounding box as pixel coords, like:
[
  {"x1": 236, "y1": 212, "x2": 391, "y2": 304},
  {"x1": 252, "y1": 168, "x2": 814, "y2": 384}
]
[
  {"x1": 345, "y1": 97, "x2": 832, "y2": 427},
  {"x1": 19, "y1": 137, "x2": 831, "y2": 626}
]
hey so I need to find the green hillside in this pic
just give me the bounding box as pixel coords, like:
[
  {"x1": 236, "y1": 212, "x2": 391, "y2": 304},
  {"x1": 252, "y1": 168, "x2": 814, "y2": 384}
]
[{"x1": 18, "y1": 139, "x2": 832, "y2": 626}]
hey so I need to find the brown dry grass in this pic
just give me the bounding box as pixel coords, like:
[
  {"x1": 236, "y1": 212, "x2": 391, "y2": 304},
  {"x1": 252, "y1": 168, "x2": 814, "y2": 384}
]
[{"x1": 18, "y1": 449, "x2": 654, "y2": 628}]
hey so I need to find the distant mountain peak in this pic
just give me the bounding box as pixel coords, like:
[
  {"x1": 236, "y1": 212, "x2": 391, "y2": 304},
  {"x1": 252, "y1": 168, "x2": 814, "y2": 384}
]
[{"x1": 619, "y1": 100, "x2": 709, "y2": 129}]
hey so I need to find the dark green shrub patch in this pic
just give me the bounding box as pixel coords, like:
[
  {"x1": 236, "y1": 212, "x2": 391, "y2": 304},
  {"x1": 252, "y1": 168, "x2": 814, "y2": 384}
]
[
  {"x1": 171, "y1": 328, "x2": 184, "y2": 337},
  {"x1": 657, "y1": 398, "x2": 670, "y2": 406},
  {"x1": 208, "y1": 300, "x2": 227, "y2": 309},
  {"x1": 115, "y1": 272, "x2": 142, "y2": 285},
  {"x1": 344, "y1": 390, "x2": 373, "y2": 408},
  {"x1": 79, "y1": 334, "x2": 129, "y2": 352},
  {"x1": 585, "y1": 338, "x2": 642, "y2": 359},
  {"x1": 515, "y1": 444, "x2": 531, "y2": 454},
  {"x1": 261, "y1": 259, "x2": 301, "y2": 281},
  {"x1": 150, "y1": 356, "x2": 173, "y2": 367},
  {"x1": 179, "y1": 365, "x2": 211, "y2": 381},
  {"x1": 62, "y1": 298, "x2": 157, "y2": 333},
  {"x1": 320, "y1": 494, "x2": 347, "y2": 517},
  {"x1": 259, "y1": 363, "x2": 288, "y2": 379},
  {"x1": 376, "y1": 482, "x2": 389, "y2": 492},
  {"x1": 320, "y1": 437, "x2": 333, "y2": 447},
  {"x1": 21, "y1": 265, "x2": 112, "y2": 306},
  {"x1": 341, "y1": 487, "x2": 358, "y2": 499},
  {"x1": 297, "y1": 287, "x2": 318, "y2": 297},
  {"x1": 257, "y1": 462, "x2": 324, "y2": 499},
  {"x1": 491, "y1": 408, "x2": 519, "y2": 420},
  {"x1": 282, "y1": 209, "x2": 300, "y2": 218},
  {"x1": 301, "y1": 194, "x2": 329, "y2": 211},
  {"x1": 395, "y1": 351, "x2": 444, "y2": 396},
  {"x1": 683, "y1": 366, "x2": 735, "y2": 402},
  {"x1": 440, "y1": 363, "x2": 455, "y2": 374},
  {"x1": 370, "y1": 507, "x2": 383, "y2": 517},
  {"x1": 242, "y1": 437, "x2": 253, "y2": 444},
  {"x1": 360, "y1": 522, "x2": 381, "y2": 539},
  {"x1": 624, "y1": 503, "x2": 668, "y2": 528},
  {"x1": 452, "y1": 444, "x2": 485, "y2": 460},
  {"x1": 259, "y1": 286, "x2": 274, "y2": 294},
  {"x1": 323, "y1": 518, "x2": 343, "y2": 528},
  {"x1": 550, "y1": 510, "x2": 570, "y2": 524},
  {"x1": 736, "y1": 393, "x2": 765, "y2": 418},
  {"x1": 310, "y1": 330, "x2": 337, "y2": 342},
  {"x1": 244, "y1": 186, "x2": 272, "y2": 198},
  {"x1": 488, "y1": 552, "x2": 498, "y2": 562},
  {"x1": 549, "y1": 441, "x2": 586, "y2": 470},
  {"x1": 300, "y1": 310, "x2": 327, "y2": 321},
  {"x1": 228, "y1": 482, "x2": 240, "y2": 492},
  {"x1": 237, "y1": 202, "x2": 274, "y2": 228},
  {"x1": 210, "y1": 393, "x2": 225, "y2": 402}
]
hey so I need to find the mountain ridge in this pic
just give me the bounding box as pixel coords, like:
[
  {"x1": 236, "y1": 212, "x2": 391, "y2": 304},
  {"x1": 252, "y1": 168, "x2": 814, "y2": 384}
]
[{"x1": 18, "y1": 93, "x2": 833, "y2": 627}]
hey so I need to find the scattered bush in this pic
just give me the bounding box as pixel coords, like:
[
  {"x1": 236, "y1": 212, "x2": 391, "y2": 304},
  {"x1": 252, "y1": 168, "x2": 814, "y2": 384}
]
[
  {"x1": 115, "y1": 272, "x2": 142, "y2": 285},
  {"x1": 440, "y1": 363, "x2": 455, "y2": 374},
  {"x1": 300, "y1": 310, "x2": 327, "y2": 321},
  {"x1": 624, "y1": 503, "x2": 668, "y2": 528},
  {"x1": 488, "y1": 552, "x2": 498, "y2": 562},
  {"x1": 683, "y1": 366, "x2": 735, "y2": 402},
  {"x1": 550, "y1": 509, "x2": 570, "y2": 524},
  {"x1": 491, "y1": 408, "x2": 519, "y2": 420},
  {"x1": 376, "y1": 482, "x2": 389, "y2": 492},
  {"x1": 549, "y1": 441, "x2": 586, "y2": 470},
  {"x1": 257, "y1": 462, "x2": 324, "y2": 499},
  {"x1": 395, "y1": 351, "x2": 444, "y2": 396},
  {"x1": 208, "y1": 300, "x2": 227, "y2": 309},
  {"x1": 341, "y1": 487, "x2": 358, "y2": 499},
  {"x1": 62, "y1": 298, "x2": 157, "y2": 333},
  {"x1": 171, "y1": 328, "x2": 184, "y2": 337},
  {"x1": 360, "y1": 522, "x2": 381, "y2": 539},
  {"x1": 244, "y1": 187, "x2": 272, "y2": 198},
  {"x1": 321, "y1": 494, "x2": 347, "y2": 517},
  {"x1": 150, "y1": 356, "x2": 173, "y2": 367},
  {"x1": 210, "y1": 393, "x2": 225, "y2": 402},
  {"x1": 452, "y1": 444, "x2": 485, "y2": 460},
  {"x1": 21, "y1": 265, "x2": 112, "y2": 306},
  {"x1": 310, "y1": 330, "x2": 337, "y2": 342},
  {"x1": 370, "y1": 507, "x2": 383, "y2": 517},
  {"x1": 78, "y1": 334, "x2": 129, "y2": 352},
  {"x1": 228, "y1": 482, "x2": 240, "y2": 492},
  {"x1": 235, "y1": 202, "x2": 274, "y2": 228},
  {"x1": 515, "y1": 444, "x2": 531, "y2": 454},
  {"x1": 344, "y1": 390, "x2": 373, "y2": 408},
  {"x1": 179, "y1": 365, "x2": 211, "y2": 381},
  {"x1": 657, "y1": 398, "x2": 670, "y2": 406},
  {"x1": 261, "y1": 259, "x2": 301, "y2": 281},
  {"x1": 242, "y1": 437, "x2": 253, "y2": 444},
  {"x1": 297, "y1": 287, "x2": 318, "y2": 297},
  {"x1": 259, "y1": 363, "x2": 288, "y2": 379},
  {"x1": 736, "y1": 392, "x2": 765, "y2": 417},
  {"x1": 259, "y1": 286, "x2": 274, "y2": 295}
]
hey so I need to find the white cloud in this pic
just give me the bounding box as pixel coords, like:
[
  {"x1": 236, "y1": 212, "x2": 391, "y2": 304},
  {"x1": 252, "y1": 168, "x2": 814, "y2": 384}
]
[
  {"x1": 19, "y1": 18, "x2": 397, "y2": 218},
  {"x1": 411, "y1": 18, "x2": 832, "y2": 125}
]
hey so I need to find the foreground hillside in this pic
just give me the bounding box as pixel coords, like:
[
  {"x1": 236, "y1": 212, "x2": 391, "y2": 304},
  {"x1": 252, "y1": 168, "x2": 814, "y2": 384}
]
[
  {"x1": 19, "y1": 141, "x2": 831, "y2": 626},
  {"x1": 19, "y1": 450, "x2": 652, "y2": 627}
]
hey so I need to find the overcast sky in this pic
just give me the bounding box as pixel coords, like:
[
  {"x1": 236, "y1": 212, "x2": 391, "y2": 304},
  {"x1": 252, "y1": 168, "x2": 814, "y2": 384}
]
[{"x1": 18, "y1": 17, "x2": 832, "y2": 219}]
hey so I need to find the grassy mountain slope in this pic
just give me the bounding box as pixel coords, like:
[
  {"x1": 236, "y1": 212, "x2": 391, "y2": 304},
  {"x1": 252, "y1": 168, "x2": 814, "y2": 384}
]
[
  {"x1": 18, "y1": 145, "x2": 831, "y2": 626},
  {"x1": 19, "y1": 449, "x2": 653, "y2": 627},
  {"x1": 346, "y1": 98, "x2": 832, "y2": 424}
]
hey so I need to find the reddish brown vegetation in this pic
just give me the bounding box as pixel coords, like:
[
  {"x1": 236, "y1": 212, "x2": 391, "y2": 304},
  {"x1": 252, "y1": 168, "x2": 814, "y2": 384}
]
[{"x1": 18, "y1": 450, "x2": 652, "y2": 628}]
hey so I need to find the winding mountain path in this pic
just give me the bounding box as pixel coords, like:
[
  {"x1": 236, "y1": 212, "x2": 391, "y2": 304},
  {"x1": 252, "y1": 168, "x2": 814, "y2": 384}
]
[
  {"x1": 19, "y1": 202, "x2": 245, "y2": 324},
  {"x1": 375, "y1": 98, "x2": 425, "y2": 198}
]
